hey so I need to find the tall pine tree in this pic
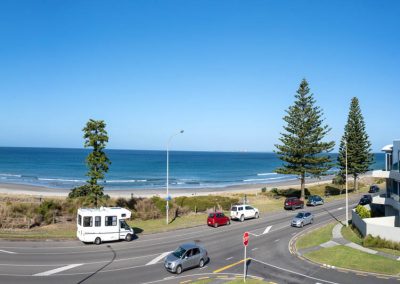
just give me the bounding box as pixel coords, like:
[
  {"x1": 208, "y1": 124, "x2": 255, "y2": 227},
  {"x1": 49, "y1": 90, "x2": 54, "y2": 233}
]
[
  {"x1": 338, "y1": 97, "x2": 373, "y2": 190},
  {"x1": 275, "y1": 79, "x2": 335, "y2": 200}
]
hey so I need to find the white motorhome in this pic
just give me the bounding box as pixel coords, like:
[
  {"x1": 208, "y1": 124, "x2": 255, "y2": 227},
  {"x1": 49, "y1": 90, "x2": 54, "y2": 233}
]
[{"x1": 77, "y1": 207, "x2": 134, "y2": 245}]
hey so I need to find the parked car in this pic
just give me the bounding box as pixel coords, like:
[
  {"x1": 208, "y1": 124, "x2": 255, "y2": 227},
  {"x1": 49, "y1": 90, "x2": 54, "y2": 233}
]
[
  {"x1": 307, "y1": 195, "x2": 324, "y2": 206},
  {"x1": 359, "y1": 194, "x2": 373, "y2": 205},
  {"x1": 207, "y1": 212, "x2": 230, "y2": 227},
  {"x1": 230, "y1": 205, "x2": 259, "y2": 222},
  {"x1": 368, "y1": 185, "x2": 380, "y2": 193},
  {"x1": 291, "y1": 211, "x2": 314, "y2": 228},
  {"x1": 284, "y1": 197, "x2": 304, "y2": 210},
  {"x1": 164, "y1": 243, "x2": 209, "y2": 274}
]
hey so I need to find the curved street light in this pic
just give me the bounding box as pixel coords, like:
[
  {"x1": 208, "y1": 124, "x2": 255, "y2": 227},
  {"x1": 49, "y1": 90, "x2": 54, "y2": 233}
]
[{"x1": 166, "y1": 130, "x2": 184, "y2": 225}]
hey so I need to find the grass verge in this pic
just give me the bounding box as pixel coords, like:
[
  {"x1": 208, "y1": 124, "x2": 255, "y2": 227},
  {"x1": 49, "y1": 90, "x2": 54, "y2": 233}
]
[
  {"x1": 296, "y1": 222, "x2": 336, "y2": 250},
  {"x1": 304, "y1": 245, "x2": 400, "y2": 275}
]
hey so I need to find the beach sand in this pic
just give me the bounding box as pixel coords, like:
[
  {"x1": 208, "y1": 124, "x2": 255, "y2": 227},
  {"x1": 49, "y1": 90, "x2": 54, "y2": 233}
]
[{"x1": 0, "y1": 175, "x2": 338, "y2": 199}]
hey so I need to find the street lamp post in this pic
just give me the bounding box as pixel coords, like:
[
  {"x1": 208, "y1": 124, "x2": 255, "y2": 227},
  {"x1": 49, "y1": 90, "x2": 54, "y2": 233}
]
[
  {"x1": 345, "y1": 139, "x2": 349, "y2": 227},
  {"x1": 166, "y1": 130, "x2": 184, "y2": 225}
]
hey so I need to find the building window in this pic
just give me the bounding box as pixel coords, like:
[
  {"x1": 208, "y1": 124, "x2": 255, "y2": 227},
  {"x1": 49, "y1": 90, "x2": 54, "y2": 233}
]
[
  {"x1": 105, "y1": 216, "x2": 117, "y2": 226},
  {"x1": 95, "y1": 216, "x2": 101, "y2": 227},
  {"x1": 83, "y1": 216, "x2": 93, "y2": 227}
]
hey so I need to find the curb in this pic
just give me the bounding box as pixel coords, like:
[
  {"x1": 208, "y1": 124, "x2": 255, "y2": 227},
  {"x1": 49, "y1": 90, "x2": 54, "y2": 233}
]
[{"x1": 289, "y1": 220, "x2": 400, "y2": 280}]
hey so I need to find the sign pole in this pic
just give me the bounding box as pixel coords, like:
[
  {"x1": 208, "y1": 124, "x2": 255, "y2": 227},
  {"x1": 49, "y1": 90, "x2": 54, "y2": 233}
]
[{"x1": 243, "y1": 244, "x2": 246, "y2": 282}]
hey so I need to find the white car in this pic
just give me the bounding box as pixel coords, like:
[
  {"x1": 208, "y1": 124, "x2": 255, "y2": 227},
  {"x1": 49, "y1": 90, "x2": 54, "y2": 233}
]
[{"x1": 230, "y1": 205, "x2": 259, "y2": 222}]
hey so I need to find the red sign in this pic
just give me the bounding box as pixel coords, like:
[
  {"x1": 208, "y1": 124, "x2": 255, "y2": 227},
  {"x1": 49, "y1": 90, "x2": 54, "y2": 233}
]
[{"x1": 243, "y1": 232, "x2": 249, "y2": 246}]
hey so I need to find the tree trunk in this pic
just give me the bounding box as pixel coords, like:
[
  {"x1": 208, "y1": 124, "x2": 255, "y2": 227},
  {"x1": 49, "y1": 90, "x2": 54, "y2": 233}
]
[
  {"x1": 353, "y1": 175, "x2": 357, "y2": 191},
  {"x1": 300, "y1": 174, "x2": 305, "y2": 200}
]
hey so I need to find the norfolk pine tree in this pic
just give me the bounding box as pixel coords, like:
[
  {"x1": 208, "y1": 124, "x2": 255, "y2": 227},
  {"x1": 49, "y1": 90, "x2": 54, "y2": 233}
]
[
  {"x1": 275, "y1": 79, "x2": 335, "y2": 200},
  {"x1": 338, "y1": 97, "x2": 373, "y2": 191},
  {"x1": 69, "y1": 119, "x2": 111, "y2": 207}
]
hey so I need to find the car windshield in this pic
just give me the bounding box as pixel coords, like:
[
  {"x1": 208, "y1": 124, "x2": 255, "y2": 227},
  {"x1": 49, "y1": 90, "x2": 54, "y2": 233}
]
[
  {"x1": 208, "y1": 213, "x2": 214, "y2": 218},
  {"x1": 296, "y1": 213, "x2": 304, "y2": 218},
  {"x1": 172, "y1": 247, "x2": 187, "y2": 258}
]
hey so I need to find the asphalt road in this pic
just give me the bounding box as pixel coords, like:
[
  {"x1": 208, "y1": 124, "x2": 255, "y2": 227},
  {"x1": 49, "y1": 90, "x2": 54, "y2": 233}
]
[{"x1": 0, "y1": 194, "x2": 398, "y2": 284}]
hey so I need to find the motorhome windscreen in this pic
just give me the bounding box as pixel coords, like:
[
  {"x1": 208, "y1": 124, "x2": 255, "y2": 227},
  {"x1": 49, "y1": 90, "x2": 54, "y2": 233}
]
[{"x1": 120, "y1": 220, "x2": 130, "y2": 230}]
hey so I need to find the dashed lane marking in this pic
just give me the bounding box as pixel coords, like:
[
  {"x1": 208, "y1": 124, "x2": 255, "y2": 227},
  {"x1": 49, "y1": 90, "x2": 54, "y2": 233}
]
[
  {"x1": 146, "y1": 251, "x2": 171, "y2": 266},
  {"x1": 197, "y1": 276, "x2": 209, "y2": 280},
  {"x1": 337, "y1": 207, "x2": 344, "y2": 210},
  {"x1": 251, "y1": 248, "x2": 258, "y2": 251},
  {"x1": 33, "y1": 264, "x2": 83, "y2": 276},
  {"x1": 274, "y1": 239, "x2": 280, "y2": 242},
  {"x1": 226, "y1": 257, "x2": 233, "y2": 260},
  {"x1": 180, "y1": 281, "x2": 191, "y2": 284},
  {"x1": 0, "y1": 249, "x2": 16, "y2": 254}
]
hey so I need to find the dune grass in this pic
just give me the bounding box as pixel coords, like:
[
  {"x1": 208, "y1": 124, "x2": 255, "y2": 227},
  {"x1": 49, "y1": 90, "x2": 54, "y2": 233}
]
[
  {"x1": 296, "y1": 222, "x2": 336, "y2": 250},
  {"x1": 304, "y1": 245, "x2": 400, "y2": 275}
]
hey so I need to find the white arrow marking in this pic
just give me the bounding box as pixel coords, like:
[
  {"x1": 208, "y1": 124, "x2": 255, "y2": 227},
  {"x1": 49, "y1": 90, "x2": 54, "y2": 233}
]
[
  {"x1": 0, "y1": 249, "x2": 16, "y2": 254},
  {"x1": 146, "y1": 251, "x2": 171, "y2": 266},
  {"x1": 337, "y1": 207, "x2": 344, "y2": 211},
  {"x1": 34, "y1": 264, "x2": 83, "y2": 276},
  {"x1": 263, "y1": 226, "x2": 272, "y2": 235}
]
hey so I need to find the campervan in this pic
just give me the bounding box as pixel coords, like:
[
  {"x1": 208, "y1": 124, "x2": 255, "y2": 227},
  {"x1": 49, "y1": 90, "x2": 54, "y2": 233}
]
[{"x1": 77, "y1": 207, "x2": 134, "y2": 245}]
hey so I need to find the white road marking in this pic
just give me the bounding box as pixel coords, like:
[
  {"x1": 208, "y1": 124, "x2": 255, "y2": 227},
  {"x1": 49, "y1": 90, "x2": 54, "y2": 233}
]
[
  {"x1": 274, "y1": 239, "x2": 280, "y2": 242},
  {"x1": 252, "y1": 258, "x2": 339, "y2": 284},
  {"x1": 226, "y1": 257, "x2": 233, "y2": 260},
  {"x1": 337, "y1": 207, "x2": 343, "y2": 210},
  {"x1": 200, "y1": 265, "x2": 208, "y2": 270},
  {"x1": 146, "y1": 251, "x2": 171, "y2": 266},
  {"x1": 33, "y1": 264, "x2": 83, "y2": 276},
  {"x1": 0, "y1": 249, "x2": 16, "y2": 254},
  {"x1": 251, "y1": 248, "x2": 258, "y2": 251},
  {"x1": 263, "y1": 225, "x2": 272, "y2": 235}
]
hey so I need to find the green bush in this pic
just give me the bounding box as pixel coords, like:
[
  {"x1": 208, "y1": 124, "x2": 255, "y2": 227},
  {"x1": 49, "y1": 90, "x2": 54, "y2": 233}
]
[
  {"x1": 151, "y1": 196, "x2": 167, "y2": 214},
  {"x1": 35, "y1": 200, "x2": 62, "y2": 224},
  {"x1": 363, "y1": 235, "x2": 400, "y2": 251},
  {"x1": 355, "y1": 205, "x2": 371, "y2": 219},
  {"x1": 173, "y1": 196, "x2": 239, "y2": 212},
  {"x1": 261, "y1": 187, "x2": 267, "y2": 193}
]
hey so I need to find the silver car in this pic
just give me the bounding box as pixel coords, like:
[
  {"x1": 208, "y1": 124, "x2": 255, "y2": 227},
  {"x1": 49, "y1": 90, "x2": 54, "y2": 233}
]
[
  {"x1": 164, "y1": 243, "x2": 209, "y2": 274},
  {"x1": 291, "y1": 211, "x2": 313, "y2": 228}
]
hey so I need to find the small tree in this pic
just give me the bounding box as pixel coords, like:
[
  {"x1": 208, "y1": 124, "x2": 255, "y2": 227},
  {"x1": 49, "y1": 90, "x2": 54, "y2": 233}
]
[
  {"x1": 69, "y1": 119, "x2": 111, "y2": 207},
  {"x1": 338, "y1": 97, "x2": 373, "y2": 191},
  {"x1": 275, "y1": 79, "x2": 335, "y2": 200}
]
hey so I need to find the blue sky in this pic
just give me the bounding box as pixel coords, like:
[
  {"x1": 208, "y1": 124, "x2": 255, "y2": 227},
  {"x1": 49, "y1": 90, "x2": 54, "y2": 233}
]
[{"x1": 0, "y1": 1, "x2": 399, "y2": 152}]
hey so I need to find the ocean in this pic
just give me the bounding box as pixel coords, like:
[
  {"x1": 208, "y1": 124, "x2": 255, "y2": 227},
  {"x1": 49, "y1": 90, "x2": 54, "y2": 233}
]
[{"x1": 0, "y1": 147, "x2": 385, "y2": 190}]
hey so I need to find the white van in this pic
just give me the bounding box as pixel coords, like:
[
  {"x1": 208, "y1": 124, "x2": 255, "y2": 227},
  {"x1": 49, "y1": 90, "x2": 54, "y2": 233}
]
[{"x1": 77, "y1": 207, "x2": 134, "y2": 245}]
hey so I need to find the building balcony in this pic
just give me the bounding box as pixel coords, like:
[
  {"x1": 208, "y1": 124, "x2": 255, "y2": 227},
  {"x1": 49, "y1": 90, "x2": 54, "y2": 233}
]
[{"x1": 372, "y1": 170, "x2": 390, "y2": 178}]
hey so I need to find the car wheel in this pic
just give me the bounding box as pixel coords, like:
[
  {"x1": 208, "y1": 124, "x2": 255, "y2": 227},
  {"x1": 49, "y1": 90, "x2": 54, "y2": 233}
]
[
  {"x1": 240, "y1": 215, "x2": 244, "y2": 222},
  {"x1": 214, "y1": 223, "x2": 218, "y2": 228},
  {"x1": 176, "y1": 265, "x2": 182, "y2": 274},
  {"x1": 227, "y1": 220, "x2": 231, "y2": 225},
  {"x1": 94, "y1": 237, "x2": 101, "y2": 245},
  {"x1": 291, "y1": 206, "x2": 295, "y2": 211},
  {"x1": 301, "y1": 204, "x2": 304, "y2": 209},
  {"x1": 199, "y1": 258, "x2": 205, "y2": 268},
  {"x1": 300, "y1": 222, "x2": 304, "y2": 228},
  {"x1": 310, "y1": 218, "x2": 313, "y2": 224},
  {"x1": 255, "y1": 212, "x2": 259, "y2": 219},
  {"x1": 125, "y1": 234, "x2": 132, "y2": 242}
]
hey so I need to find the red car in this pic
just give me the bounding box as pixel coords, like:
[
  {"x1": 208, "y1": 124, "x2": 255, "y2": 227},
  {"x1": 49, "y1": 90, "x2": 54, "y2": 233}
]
[
  {"x1": 284, "y1": 197, "x2": 304, "y2": 210},
  {"x1": 207, "y1": 212, "x2": 230, "y2": 228}
]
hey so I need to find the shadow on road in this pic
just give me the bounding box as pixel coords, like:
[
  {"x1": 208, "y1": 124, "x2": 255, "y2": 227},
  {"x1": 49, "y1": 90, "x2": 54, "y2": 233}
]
[{"x1": 77, "y1": 245, "x2": 116, "y2": 284}]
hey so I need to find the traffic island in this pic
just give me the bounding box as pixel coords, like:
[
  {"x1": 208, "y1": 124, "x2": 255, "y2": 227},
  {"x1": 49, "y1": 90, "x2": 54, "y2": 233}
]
[{"x1": 292, "y1": 222, "x2": 400, "y2": 276}]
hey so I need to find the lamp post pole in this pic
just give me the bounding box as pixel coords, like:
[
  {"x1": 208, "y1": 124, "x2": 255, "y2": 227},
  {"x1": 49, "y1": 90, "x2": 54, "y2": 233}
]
[
  {"x1": 166, "y1": 130, "x2": 184, "y2": 225},
  {"x1": 345, "y1": 139, "x2": 349, "y2": 227}
]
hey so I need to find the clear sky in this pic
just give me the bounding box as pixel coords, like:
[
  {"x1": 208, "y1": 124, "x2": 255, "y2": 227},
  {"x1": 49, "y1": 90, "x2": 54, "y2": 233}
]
[{"x1": 0, "y1": 1, "x2": 398, "y2": 152}]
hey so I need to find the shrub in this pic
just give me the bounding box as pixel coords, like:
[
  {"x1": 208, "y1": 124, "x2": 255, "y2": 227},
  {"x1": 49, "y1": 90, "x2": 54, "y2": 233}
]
[
  {"x1": 363, "y1": 235, "x2": 400, "y2": 251},
  {"x1": 35, "y1": 200, "x2": 62, "y2": 224},
  {"x1": 134, "y1": 199, "x2": 162, "y2": 220},
  {"x1": 261, "y1": 187, "x2": 267, "y2": 193},
  {"x1": 151, "y1": 196, "x2": 167, "y2": 214},
  {"x1": 173, "y1": 196, "x2": 239, "y2": 212},
  {"x1": 115, "y1": 197, "x2": 128, "y2": 208},
  {"x1": 355, "y1": 205, "x2": 371, "y2": 219}
]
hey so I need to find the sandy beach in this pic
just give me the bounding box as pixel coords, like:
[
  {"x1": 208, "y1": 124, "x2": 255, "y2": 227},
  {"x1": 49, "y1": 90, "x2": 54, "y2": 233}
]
[{"x1": 0, "y1": 175, "x2": 340, "y2": 199}]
